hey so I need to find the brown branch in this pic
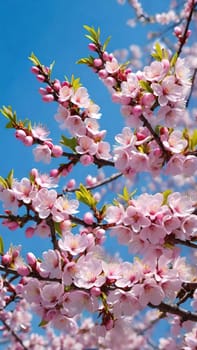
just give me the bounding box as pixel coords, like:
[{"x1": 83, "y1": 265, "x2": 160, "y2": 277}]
[
  {"x1": 149, "y1": 301, "x2": 197, "y2": 322},
  {"x1": 186, "y1": 68, "x2": 197, "y2": 108},
  {"x1": 139, "y1": 114, "x2": 170, "y2": 161},
  {"x1": 65, "y1": 172, "x2": 122, "y2": 193},
  {"x1": 1, "y1": 319, "x2": 28, "y2": 350},
  {"x1": 177, "y1": 0, "x2": 196, "y2": 56}
]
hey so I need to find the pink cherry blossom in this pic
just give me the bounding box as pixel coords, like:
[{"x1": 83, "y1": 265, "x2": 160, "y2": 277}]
[
  {"x1": 32, "y1": 188, "x2": 57, "y2": 219},
  {"x1": 58, "y1": 233, "x2": 89, "y2": 256},
  {"x1": 71, "y1": 87, "x2": 90, "y2": 108}
]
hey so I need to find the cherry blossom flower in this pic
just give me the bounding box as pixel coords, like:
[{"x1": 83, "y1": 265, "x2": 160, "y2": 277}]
[
  {"x1": 71, "y1": 87, "x2": 90, "y2": 108},
  {"x1": 32, "y1": 188, "x2": 57, "y2": 219}
]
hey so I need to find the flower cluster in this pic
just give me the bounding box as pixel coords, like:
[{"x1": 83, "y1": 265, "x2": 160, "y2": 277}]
[{"x1": 105, "y1": 191, "x2": 197, "y2": 256}]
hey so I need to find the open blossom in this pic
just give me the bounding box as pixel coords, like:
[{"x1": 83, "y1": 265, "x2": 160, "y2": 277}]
[
  {"x1": 143, "y1": 59, "x2": 170, "y2": 82},
  {"x1": 32, "y1": 188, "x2": 57, "y2": 219},
  {"x1": 121, "y1": 72, "x2": 140, "y2": 99},
  {"x1": 73, "y1": 254, "x2": 105, "y2": 289},
  {"x1": 71, "y1": 87, "x2": 90, "y2": 108},
  {"x1": 58, "y1": 233, "x2": 90, "y2": 256},
  {"x1": 0, "y1": 188, "x2": 18, "y2": 214},
  {"x1": 75, "y1": 136, "x2": 98, "y2": 155},
  {"x1": 151, "y1": 76, "x2": 184, "y2": 106},
  {"x1": 54, "y1": 105, "x2": 70, "y2": 129},
  {"x1": 31, "y1": 124, "x2": 50, "y2": 141},
  {"x1": 12, "y1": 177, "x2": 35, "y2": 204},
  {"x1": 132, "y1": 278, "x2": 165, "y2": 307},
  {"x1": 40, "y1": 282, "x2": 64, "y2": 308},
  {"x1": 39, "y1": 249, "x2": 62, "y2": 279},
  {"x1": 51, "y1": 197, "x2": 78, "y2": 222},
  {"x1": 58, "y1": 84, "x2": 73, "y2": 102},
  {"x1": 163, "y1": 130, "x2": 187, "y2": 153},
  {"x1": 105, "y1": 57, "x2": 120, "y2": 74},
  {"x1": 33, "y1": 144, "x2": 52, "y2": 163},
  {"x1": 62, "y1": 290, "x2": 99, "y2": 317}
]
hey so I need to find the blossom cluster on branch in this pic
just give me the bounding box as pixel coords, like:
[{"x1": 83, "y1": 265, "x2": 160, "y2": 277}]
[{"x1": 1, "y1": 0, "x2": 197, "y2": 349}]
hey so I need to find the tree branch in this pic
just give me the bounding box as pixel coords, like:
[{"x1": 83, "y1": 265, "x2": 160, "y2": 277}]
[{"x1": 149, "y1": 301, "x2": 197, "y2": 322}]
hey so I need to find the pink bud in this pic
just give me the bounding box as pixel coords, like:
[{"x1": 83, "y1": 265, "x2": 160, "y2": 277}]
[
  {"x1": 2, "y1": 253, "x2": 11, "y2": 265},
  {"x1": 66, "y1": 179, "x2": 76, "y2": 190},
  {"x1": 80, "y1": 154, "x2": 94, "y2": 165},
  {"x1": 102, "y1": 51, "x2": 110, "y2": 61},
  {"x1": 52, "y1": 145, "x2": 63, "y2": 157},
  {"x1": 104, "y1": 77, "x2": 116, "y2": 87},
  {"x1": 26, "y1": 252, "x2": 37, "y2": 266},
  {"x1": 42, "y1": 94, "x2": 54, "y2": 102},
  {"x1": 44, "y1": 140, "x2": 53, "y2": 149},
  {"x1": 15, "y1": 129, "x2": 26, "y2": 141},
  {"x1": 50, "y1": 168, "x2": 59, "y2": 177},
  {"x1": 39, "y1": 87, "x2": 47, "y2": 95},
  {"x1": 98, "y1": 69, "x2": 108, "y2": 79},
  {"x1": 90, "y1": 287, "x2": 101, "y2": 297},
  {"x1": 36, "y1": 74, "x2": 45, "y2": 82},
  {"x1": 53, "y1": 79, "x2": 61, "y2": 91},
  {"x1": 141, "y1": 93, "x2": 155, "y2": 107},
  {"x1": 25, "y1": 227, "x2": 35, "y2": 238},
  {"x1": 174, "y1": 26, "x2": 182, "y2": 37},
  {"x1": 83, "y1": 212, "x2": 94, "y2": 225},
  {"x1": 94, "y1": 58, "x2": 103, "y2": 67},
  {"x1": 23, "y1": 135, "x2": 34, "y2": 146},
  {"x1": 31, "y1": 66, "x2": 40, "y2": 74},
  {"x1": 17, "y1": 266, "x2": 30, "y2": 277},
  {"x1": 88, "y1": 43, "x2": 97, "y2": 51},
  {"x1": 132, "y1": 105, "x2": 142, "y2": 117},
  {"x1": 30, "y1": 168, "x2": 38, "y2": 178}
]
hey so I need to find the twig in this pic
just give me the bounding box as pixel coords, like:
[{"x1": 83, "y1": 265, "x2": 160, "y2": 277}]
[
  {"x1": 1, "y1": 319, "x2": 28, "y2": 350},
  {"x1": 149, "y1": 301, "x2": 197, "y2": 322},
  {"x1": 65, "y1": 172, "x2": 122, "y2": 193}
]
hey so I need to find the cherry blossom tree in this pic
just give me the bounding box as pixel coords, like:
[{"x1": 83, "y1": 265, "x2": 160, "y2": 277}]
[{"x1": 1, "y1": 0, "x2": 197, "y2": 349}]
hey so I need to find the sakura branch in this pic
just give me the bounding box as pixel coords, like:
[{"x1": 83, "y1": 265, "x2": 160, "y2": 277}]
[{"x1": 1, "y1": 1, "x2": 197, "y2": 348}]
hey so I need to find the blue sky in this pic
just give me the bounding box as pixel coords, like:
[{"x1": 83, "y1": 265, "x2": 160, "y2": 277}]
[{"x1": 0, "y1": 0, "x2": 174, "y2": 345}]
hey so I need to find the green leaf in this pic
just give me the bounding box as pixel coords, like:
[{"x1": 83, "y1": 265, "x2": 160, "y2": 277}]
[
  {"x1": 0, "y1": 236, "x2": 4, "y2": 254},
  {"x1": 0, "y1": 176, "x2": 8, "y2": 188},
  {"x1": 83, "y1": 25, "x2": 100, "y2": 44},
  {"x1": 170, "y1": 52, "x2": 178, "y2": 67},
  {"x1": 77, "y1": 56, "x2": 94, "y2": 66},
  {"x1": 118, "y1": 186, "x2": 136, "y2": 202},
  {"x1": 76, "y1": 183, "x2": 97, "y2": 208},
  {"x1": 162, "y1": 189, "x2": 172, "y2": 205},
  {"x1": 139, "y1": 80, "x2": 153, "y2": 93},
  {"x1": 7, "y1": 169, "x2": 14, "y2": 188},
  {"x1": 54, "y1": 222, "x2": 62, "y2": 237},
  {"x1": 39, "y1": 319, "x2": 49, "y2": 327},
  {"x1": 28, "y1": 52, "x2": 41, "y2": 66},
  {"x1": 48, "y1": 60, "x2": 55, "y2": 78},
  {"x1": 103, "y1": 36, "x2": 111, "y2": 51},
  {"x1": 70, "y1": 75, "x2": 82, "y2": 91},
  {"x1": 0, "y1": 106, "x2": 13, "y2": 119},
  {"x1": 191, "y1": 129, "x2": 197, "y2": 149},
  {"x1": 60, "y1": 135, "x2": 77, "y2": 152}
]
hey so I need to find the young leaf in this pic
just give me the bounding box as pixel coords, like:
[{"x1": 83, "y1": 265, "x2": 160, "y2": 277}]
[
  {"x1": 170, "y1": 52, "x2": 178, "y2": 67},
  {"x1": 191, "y1": 129, "x2": 197, "y2": 150},
  {"x1": 162, "y1": 189, "x2": 172, "y2": 205},
  {"x1": 76, "y1": 184, "x2": 97, "y2": 208},
  {"x1": 28, "y1": 52, "x2": 42, "y2": 66},
  {"x1": 1, "y1": 105, "x2": 14, "y2": 120},
  {"x1": 60, "y1": 136, "x2": 77, "y2": 152},
  {"x1": 7, "y1": 169, "x2": 14, "y2": 188},
  {"x1": 139, "y1": 80, "x2": 153, "y2": 93},
  {"x1": 0, "y1": 236, "x2": 4, "y2": 254},
  {"x1": 0, "y1": 176, "x2": 8, "y2": 189},
  {"x1": 103, "y1": 36, "x2": 111, "y2": 51}
]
